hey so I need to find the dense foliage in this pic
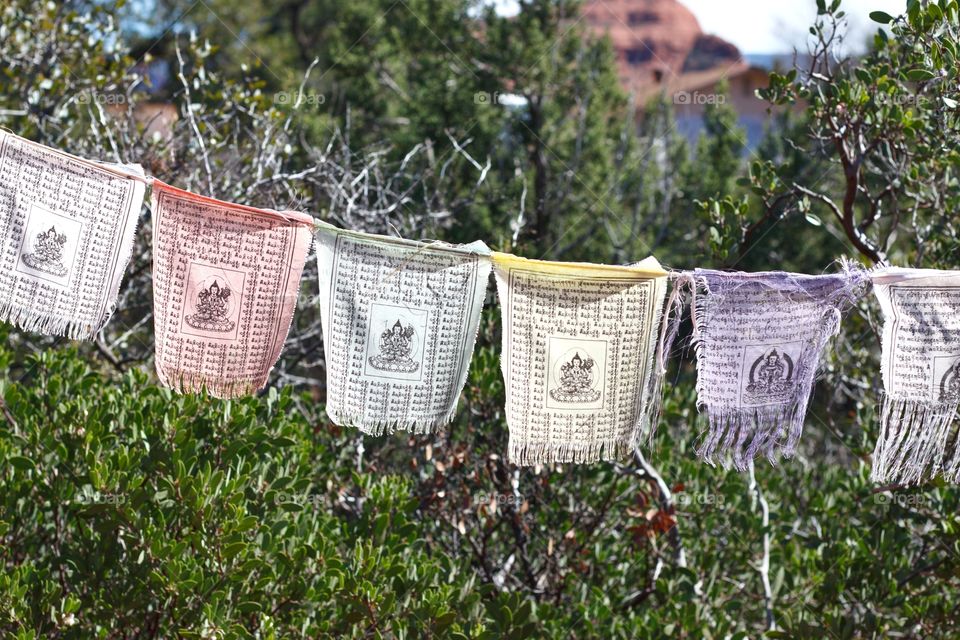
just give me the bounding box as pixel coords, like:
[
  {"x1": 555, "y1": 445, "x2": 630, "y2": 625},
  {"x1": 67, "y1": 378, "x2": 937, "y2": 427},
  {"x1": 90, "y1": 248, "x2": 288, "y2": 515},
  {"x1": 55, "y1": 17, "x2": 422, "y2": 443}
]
[{"x1": 1, "y1": 0, "x2": 959, "y2": 637}]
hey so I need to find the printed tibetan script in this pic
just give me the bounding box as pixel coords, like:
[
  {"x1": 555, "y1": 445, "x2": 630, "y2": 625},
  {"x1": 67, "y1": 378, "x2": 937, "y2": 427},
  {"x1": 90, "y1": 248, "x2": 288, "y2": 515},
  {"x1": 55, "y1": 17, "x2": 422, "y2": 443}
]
[
  {"x1": 492, "y1": 253, "x2": 668, "y2": 466},
  {"x1": 315, "y1": 222, "x2": 491, "y2": 434},
  {"x1": 690, "y1": 268, "x2": 866, "y2": 469},
  {"x1": 152, "y1": 181, "x2": 313, "y2": 398},
  {"x1": 872, "y1": 267, "x2": 960, "y2": 484},
  {"x1": 0, "y1": 131, "x2": 145, "y2": 339}
]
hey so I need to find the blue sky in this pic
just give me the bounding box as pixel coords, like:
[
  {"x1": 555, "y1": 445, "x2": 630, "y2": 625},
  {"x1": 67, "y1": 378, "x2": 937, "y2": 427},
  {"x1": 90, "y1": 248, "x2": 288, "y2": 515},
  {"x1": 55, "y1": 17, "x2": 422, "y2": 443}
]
[{"x1": 490, "y1": 0, "x2": 907, "y2": 53}]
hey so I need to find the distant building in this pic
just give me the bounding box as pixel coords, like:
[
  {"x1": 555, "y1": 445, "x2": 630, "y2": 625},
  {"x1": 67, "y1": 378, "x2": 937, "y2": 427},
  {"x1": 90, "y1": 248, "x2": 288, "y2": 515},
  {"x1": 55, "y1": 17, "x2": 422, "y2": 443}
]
[{"x1": 582, "y1": 0, "x2": 781, "y2": 148}]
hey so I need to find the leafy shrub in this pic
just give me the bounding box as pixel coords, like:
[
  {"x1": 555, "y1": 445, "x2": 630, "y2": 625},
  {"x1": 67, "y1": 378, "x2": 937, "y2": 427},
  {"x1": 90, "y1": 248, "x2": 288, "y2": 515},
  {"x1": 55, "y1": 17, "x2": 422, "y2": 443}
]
[{"x1": 0, "y1": 339, "x2": 542, "y2": 638}]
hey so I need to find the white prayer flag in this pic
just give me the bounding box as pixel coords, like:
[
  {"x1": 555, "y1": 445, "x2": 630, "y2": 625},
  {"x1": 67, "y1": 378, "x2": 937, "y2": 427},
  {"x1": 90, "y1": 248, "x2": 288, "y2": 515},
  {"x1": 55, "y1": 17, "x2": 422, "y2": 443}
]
[
  {"x1": 492, "y1": 253, "x2": 668, "y2": 465},
  {"x1": 0, "y1": 131, "x2": 145, "y2": 339},
  {"x1": 872, "y1": 267, "x2": 960, "y2": 484},
  {"x1": 315, "y1": 222, "x2": 491, "y2": 434}
]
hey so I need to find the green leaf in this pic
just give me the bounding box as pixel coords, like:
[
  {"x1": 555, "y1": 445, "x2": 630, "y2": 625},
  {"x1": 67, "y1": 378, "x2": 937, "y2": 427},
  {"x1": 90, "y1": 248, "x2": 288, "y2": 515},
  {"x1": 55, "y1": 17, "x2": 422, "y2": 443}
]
[
  {"x1": 434, "y1": 611, "x2": 456, "y2": 630},
  {"x1": 79, "y1": 503, "x2": 113, "y2": 516},
  {"x1": 8, "y1": 456, "x2": 34, "y2": 472},
  {"x1": 869, "y1": 10, "x2": 896, "y2": 23},
  {"x1": 222, "y1": 542, "x2": 247, "y2": 560},
  {"x1": 237, "y1": 601, "x2": 262, "y2": 614},
  {"x1": 272, "y1": 436, "x2": 297, "y2": 448},
  {"x1": 279, "y1": 500, "x2": 304, "y2": 513},
  {"x1": 906, "y1": 68, "x2": 937, "y2": 81}
]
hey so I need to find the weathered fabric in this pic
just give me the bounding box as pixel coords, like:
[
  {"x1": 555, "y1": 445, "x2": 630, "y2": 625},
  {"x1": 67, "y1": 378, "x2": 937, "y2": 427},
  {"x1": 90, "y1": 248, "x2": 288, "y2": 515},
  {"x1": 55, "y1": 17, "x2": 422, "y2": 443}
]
[
  {"x1": 872, "y1": 267, "x2": 960, "y2": 484},
  {"x1": 685, "y1": 266, "x2": 867, "y2": 469},
  {"x1": 0, "y1": 131, "x2": 145, "y2": 339},
  {"x1": 492, "y1": 253, "x2": 668, "y2": 465},
  {"x1": 152, "y1": 180, "x2": 313, "y2": 398},
  {"x1": 315, "y1": 222, "x2": 491, "y2": 434}
]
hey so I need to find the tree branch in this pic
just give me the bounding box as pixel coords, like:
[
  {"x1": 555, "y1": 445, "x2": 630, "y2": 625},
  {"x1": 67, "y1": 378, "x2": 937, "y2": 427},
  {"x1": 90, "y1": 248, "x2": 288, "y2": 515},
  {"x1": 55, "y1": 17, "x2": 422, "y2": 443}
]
[{"x1": 748, "y1": 461, "x2": 776, "y2": 632}]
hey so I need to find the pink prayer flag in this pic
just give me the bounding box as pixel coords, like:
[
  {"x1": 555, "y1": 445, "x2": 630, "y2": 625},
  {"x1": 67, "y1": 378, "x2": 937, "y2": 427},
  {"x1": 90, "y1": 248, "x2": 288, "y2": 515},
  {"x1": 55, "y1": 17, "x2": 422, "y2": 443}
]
[{"x1": 151, "y1": 180, "x2": 313, "y2": 397}]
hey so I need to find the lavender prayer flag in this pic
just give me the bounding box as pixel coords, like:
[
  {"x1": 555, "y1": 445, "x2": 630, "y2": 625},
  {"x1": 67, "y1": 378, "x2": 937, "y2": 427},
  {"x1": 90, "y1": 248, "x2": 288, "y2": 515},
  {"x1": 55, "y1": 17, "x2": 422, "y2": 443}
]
[
  {"x1": 872, "y1": 267, "x2": 960, "y2": 484},
  {"x1": 679, "y1": 265, "x2": 867, "y2": 469}
]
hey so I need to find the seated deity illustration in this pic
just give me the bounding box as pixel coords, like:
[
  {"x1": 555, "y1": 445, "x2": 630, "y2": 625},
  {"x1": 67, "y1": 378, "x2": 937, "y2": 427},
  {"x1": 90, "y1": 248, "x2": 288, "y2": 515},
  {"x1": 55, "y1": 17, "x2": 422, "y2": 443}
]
[
  {"x1": 368, "y1": 319, "x2": 420, "y2": 373},
  {"x1": 21, "y1": 225, "x2": 69, "y2": 277},
  {"x1": 743, "y1": 348, "x2": 796, "y2": 404},
  {"x1": 550, "y1": 352, "x2": 601, "y2": 403},
  {"x1": 184, "y1": 279, "x2": 236, "y2": 332},
  {"x1": 939, "y1": 359, "x2": 960, "y2": 403}
]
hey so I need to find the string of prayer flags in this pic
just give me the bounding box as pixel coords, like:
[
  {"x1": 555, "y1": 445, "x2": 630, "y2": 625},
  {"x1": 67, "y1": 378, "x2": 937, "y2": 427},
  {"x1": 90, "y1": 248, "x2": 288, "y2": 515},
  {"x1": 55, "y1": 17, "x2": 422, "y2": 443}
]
[
  {"x1": 492, "y1": 253, "x2": 668, "y2": 465},
  {"x1": 151, "y1": 180, "x2": 313, "y2": 398},
  {"x1": 0, "y1": 131, "x2": 145, "y2": 339},
  {"x1": 871, "y1": 267, "x2": 960, "y2": 485},
  {"x1": 18, "y1": 130, "x2": 960, "y2": 481},
  {"x1": 314, "y1": 222, "x2": 491, "y2": 434},
  {"x1": 681, "y1": 266, "x2": 868, "y2": 470}
]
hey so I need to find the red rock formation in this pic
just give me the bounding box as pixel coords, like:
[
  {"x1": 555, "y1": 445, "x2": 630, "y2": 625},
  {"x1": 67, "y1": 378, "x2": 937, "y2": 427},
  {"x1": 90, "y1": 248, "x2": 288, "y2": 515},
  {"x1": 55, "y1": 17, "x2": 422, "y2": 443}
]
[
  {"x1": 581, "y1": 0, "x2": 746, "y2": 98},
  {"x1": 684, "y1": 34, "x2": 742, "y2": 72}
]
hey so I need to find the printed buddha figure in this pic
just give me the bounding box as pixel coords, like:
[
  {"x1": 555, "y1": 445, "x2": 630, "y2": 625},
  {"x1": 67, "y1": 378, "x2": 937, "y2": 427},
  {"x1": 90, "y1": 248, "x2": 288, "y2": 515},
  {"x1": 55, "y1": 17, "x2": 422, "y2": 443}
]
[
  {"x1": 184, "y1": 279, "x2": 236, "y2": 332},
  {"x1": 368, "y1": 319, "x2": 420, "y2": 373},
  {"x1": 560, "y1": 352, "x2": 592, "y2": 392},
  {"x1": 550, "y1": 351, "x2": 601, "y2": 403},
  {"x1": 744, "y1": 347, "x2": 795, "y2": 404},
  {"x1": 756, "y1": 350, "x2": 786, "y2": 392},
  {"x1": 22, "y1": 225, "x2": 68, "y2": 276},
  {"x1": 940, "y1": 361, "x2": 960, "y2": 403}
]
